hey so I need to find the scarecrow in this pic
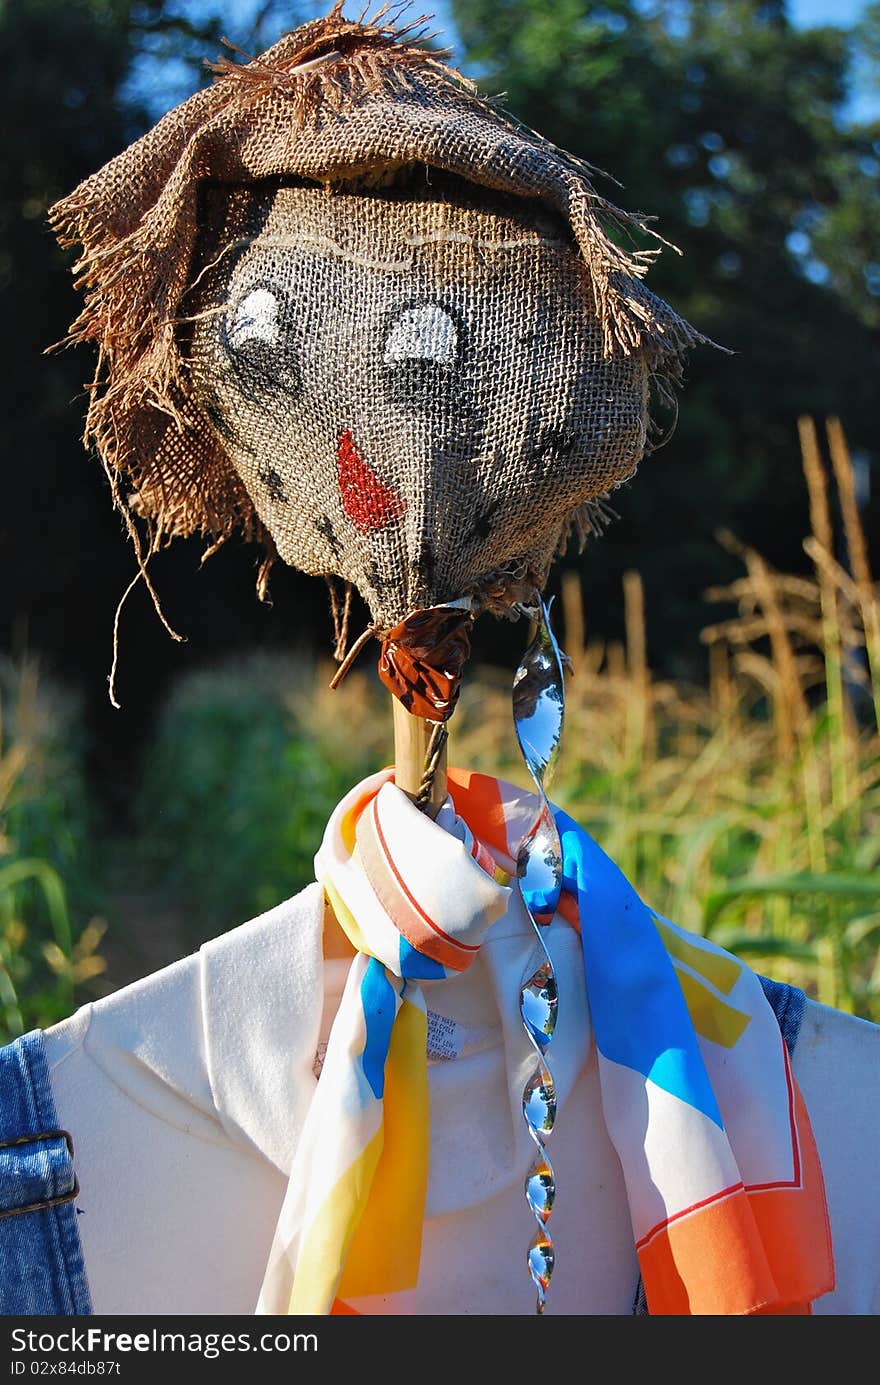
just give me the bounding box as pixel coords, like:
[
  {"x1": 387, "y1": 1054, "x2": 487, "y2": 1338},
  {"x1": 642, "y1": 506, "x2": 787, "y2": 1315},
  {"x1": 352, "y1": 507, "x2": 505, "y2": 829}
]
[{"x1": 44, "y1": 5, "x2": 837, "y2": 1317}]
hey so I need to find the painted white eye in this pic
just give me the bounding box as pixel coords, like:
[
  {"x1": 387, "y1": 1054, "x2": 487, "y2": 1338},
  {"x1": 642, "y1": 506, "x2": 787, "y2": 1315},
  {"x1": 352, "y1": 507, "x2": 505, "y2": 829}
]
[
  {"x1": 228, "y1": 288, "x2": 281, "y2": 352},
  {"x1": 384, "y1": 304, "x2": 458, "y2": 367}
]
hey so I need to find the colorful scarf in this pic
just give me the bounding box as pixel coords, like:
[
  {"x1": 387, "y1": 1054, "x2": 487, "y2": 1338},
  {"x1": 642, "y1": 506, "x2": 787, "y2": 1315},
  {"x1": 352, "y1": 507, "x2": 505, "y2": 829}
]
[{"x1": 256, "y1": 768, "x2": 834, "y2": 1316}]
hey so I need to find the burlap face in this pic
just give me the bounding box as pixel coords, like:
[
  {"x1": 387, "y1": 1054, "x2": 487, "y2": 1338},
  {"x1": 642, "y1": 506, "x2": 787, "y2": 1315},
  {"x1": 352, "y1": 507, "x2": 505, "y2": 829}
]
[
  {"x1": 50, "y1": 5, "x2": 711, "y2": 642},
  {"x1": 184, "y1": 181, "x2": 648, "y2": 626}
]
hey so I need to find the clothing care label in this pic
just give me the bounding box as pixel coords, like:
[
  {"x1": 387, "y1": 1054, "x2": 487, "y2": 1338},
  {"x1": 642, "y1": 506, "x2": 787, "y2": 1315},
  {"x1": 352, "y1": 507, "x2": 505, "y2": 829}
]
[
  {"x1": 313, "y1": 1012, "x2": 496, "y2": 1077},
  {"x1": 426, "y1": 1010, "x2": 494, "y2": 1062},
  {"x1": 427, "y1": 1011, "x2": 464, "y2": 1061}
]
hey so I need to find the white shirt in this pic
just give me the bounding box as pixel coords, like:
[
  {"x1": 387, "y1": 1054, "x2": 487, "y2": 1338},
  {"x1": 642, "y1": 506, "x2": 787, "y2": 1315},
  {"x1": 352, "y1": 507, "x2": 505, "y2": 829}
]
[{"x1": 44, "y1": 882, "x2": 880, "y2": 1314}]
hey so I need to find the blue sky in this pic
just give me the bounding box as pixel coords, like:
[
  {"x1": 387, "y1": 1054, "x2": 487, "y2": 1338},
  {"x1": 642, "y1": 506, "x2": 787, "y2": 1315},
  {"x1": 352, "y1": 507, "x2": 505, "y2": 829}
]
[{"x1": 790, "y1": 0, "x2": 870, "y2": 23}]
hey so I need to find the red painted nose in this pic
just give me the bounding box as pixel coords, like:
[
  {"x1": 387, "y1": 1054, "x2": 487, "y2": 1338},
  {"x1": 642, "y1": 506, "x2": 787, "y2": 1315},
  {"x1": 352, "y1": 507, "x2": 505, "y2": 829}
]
[{"x1": 337, "y1": 429, "x2": 407, "y2": 534}]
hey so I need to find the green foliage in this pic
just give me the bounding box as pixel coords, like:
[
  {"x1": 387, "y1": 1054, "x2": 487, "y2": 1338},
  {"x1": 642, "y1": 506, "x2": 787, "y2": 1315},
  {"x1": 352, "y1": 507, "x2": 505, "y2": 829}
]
[
  {"x1": 133, "y1": 652, "x2": 391, "y2": 936},
  {"x1": 0, "y1": 662, "x2": 106, "y2": 1042}
]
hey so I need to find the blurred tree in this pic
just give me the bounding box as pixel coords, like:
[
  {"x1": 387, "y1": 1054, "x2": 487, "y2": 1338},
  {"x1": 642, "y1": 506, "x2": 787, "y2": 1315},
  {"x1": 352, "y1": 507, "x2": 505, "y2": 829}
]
[
  {"x1": 813, "y1": 0, "x2": 880, "y2": 328},
  {"x1": 0, "y1": 0, "x2": 151, "y2": 785},
  {"x1": 452, "y1": 0, "x2": 880, "y2": 672}
]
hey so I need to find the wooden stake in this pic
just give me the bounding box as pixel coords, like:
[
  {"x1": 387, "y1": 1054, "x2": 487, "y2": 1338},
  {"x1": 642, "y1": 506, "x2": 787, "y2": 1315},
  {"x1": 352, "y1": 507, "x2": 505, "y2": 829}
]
[{"x1": 392, "y1": 697, "x2": 448, "y2": 819}]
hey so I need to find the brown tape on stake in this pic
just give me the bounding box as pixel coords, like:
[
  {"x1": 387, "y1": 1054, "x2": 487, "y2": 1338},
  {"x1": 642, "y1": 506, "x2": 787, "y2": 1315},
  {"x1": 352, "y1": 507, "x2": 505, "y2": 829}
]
[{"x1": 378, "y1": 607, "x2": 473, "y2": 722}]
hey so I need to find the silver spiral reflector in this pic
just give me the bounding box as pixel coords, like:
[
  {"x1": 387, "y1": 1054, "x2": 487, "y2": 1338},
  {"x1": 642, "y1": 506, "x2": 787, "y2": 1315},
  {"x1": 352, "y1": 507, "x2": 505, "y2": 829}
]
[{"x1": 512, "y1": 595, "x2": 567, "y2": 1314}]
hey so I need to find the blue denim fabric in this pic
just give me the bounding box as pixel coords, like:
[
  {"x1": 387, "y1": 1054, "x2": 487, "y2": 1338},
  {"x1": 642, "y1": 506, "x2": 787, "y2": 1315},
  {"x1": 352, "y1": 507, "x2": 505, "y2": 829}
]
[
  {"x1": 632, "y1": 977, "x2": 807, "y2": 1315},
  {"x1": 0, "y1": 1029, "x2": 92, "y2": 1315},
  {"x1": 757, "y1": 975, "x2": 806, "y2": 1058}
]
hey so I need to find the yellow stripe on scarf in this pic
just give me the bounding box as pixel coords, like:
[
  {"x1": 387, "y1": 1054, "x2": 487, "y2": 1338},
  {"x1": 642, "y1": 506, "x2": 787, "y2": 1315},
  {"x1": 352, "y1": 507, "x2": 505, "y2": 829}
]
[
  {"x1": 654, "y1": 917, "x2": 742, "y2": 994},
  {"x1": 288, "y1": 996, "x2": 429, "y2": 1312},
  {"x1": 338, "y1": 996, "x2": 429, "y2": 1299},
  {"x1": 288, "y1": 1127, "x2": 384, "y2": 1314}
]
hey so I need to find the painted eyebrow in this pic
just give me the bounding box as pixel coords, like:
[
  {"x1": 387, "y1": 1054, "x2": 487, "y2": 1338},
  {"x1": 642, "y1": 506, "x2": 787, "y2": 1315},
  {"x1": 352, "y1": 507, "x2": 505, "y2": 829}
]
[
  {"x1": 215, "y1": 232, "x2": 415, "y2": 275},
  {"x1": 196, "y1": 229, "x2": 569, "y2": 288}
]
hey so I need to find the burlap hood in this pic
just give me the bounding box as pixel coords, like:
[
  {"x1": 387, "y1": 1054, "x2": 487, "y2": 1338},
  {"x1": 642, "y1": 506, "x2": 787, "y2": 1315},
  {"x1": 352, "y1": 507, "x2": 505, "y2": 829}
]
[{"x1": 49, "y1": 2, "x2": 709, "y2": 635}]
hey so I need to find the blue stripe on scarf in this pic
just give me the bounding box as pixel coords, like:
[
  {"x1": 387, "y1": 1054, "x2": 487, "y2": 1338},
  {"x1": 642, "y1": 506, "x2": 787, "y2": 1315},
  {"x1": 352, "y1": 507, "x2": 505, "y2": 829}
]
[
  {"x1": 359, "y1": 957, "x2": 397, "y2": 1099},
  {"x1": 399, "y1": 935, "x2": 447, "y2": 980},
  {"x1": 555, "y1": 810, "x2": 723, "y2": 1128}
]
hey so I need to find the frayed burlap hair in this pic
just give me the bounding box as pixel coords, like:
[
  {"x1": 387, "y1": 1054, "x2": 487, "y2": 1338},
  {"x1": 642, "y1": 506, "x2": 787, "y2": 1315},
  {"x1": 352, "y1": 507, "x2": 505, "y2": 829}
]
[{"x1": 49, "y1": 2, "x2": 709, "y2": 654}]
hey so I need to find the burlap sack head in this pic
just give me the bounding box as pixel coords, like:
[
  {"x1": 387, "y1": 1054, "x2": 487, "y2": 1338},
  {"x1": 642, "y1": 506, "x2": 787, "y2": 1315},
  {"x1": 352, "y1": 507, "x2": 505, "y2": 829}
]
[{"x1": 50, "y1": 2, "x2": 708, "y2": 642}]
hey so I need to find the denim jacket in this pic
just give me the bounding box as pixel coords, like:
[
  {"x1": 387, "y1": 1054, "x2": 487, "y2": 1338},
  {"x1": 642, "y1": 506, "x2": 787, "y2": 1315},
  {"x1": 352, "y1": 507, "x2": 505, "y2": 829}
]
[
  {"x1": 0, "y1": 1028, "x2": 91, "y2": 1314},
  {"x1": 0, "y1": 977, "x2": 805, "y2": 1317}
]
